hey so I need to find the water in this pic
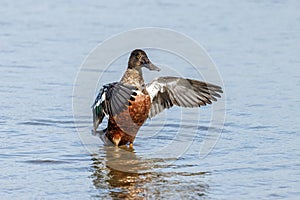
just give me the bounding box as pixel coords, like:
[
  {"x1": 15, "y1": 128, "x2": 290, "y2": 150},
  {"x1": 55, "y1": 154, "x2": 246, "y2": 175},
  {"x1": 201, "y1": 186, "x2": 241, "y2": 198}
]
[{"x1": 1, "y1": 0, "x2": 299, "y2": 199}]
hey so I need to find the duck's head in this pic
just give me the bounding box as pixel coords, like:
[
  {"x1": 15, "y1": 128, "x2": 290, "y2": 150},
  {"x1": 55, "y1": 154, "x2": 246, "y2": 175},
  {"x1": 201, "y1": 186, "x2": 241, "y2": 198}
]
[{"x1": 128, "y1": 49, "x2": 160, "y2": 71}]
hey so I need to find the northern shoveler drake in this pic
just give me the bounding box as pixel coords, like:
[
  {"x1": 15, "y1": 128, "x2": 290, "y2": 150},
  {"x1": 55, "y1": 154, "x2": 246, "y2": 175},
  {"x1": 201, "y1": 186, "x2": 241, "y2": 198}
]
[{"x1": 92, "y1": 49, "x2": 223, "y2": 147}]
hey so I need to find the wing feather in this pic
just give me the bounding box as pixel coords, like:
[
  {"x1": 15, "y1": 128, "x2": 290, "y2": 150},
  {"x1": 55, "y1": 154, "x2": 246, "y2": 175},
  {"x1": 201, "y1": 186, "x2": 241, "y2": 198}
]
[
  {"x1": 92, "y1": 82, "x2": 137, "y2": 130},
  {"x1": 146, "y1": 76, "x2": 223, "y2": 118}
]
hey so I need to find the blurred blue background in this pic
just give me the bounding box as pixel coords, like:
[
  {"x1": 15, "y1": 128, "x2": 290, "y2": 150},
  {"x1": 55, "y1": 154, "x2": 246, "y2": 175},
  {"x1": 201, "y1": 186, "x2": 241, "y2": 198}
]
[{"x1": 0, "y1": 0, "x2": 299, "y2": 199}]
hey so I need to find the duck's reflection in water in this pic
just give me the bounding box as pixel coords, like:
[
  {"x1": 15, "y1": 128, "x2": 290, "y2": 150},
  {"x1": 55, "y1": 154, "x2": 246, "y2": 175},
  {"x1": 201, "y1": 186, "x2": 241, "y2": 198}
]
[
  {"x1": 91, "y1": 145, "x2": 152, "y2": 199},
  {"x1": 91, "y1": 145, "x2": 209, "y2": 199}
]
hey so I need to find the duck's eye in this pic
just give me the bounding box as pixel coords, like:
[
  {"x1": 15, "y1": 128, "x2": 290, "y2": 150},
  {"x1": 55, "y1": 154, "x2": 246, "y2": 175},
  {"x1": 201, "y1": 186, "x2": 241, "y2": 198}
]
[{"x1": 141, "y1": 58, "x2": 149, "y2": 64}]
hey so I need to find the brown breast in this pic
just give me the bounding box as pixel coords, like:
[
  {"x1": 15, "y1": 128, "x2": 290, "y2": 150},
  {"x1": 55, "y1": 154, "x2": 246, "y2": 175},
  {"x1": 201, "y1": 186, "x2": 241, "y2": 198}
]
[{"x1": 106, "y1": 91, "x2": 151, "y2": 145}]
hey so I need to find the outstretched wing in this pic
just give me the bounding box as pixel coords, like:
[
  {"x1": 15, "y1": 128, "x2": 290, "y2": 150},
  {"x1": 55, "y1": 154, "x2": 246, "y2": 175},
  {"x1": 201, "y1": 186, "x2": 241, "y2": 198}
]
[
  {"x1": 91, "y1": 82, "x2": 137, "y2": 130},
  {"x1": 146, "y1": 76, "x2": 223, "y2": 118}
]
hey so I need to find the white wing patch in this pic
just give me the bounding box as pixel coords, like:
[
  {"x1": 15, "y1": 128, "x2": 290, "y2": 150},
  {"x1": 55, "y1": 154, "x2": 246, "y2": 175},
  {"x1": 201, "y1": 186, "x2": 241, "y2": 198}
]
[{"x1": 146, "y1": 78, "x2": 165, "y2": 102}]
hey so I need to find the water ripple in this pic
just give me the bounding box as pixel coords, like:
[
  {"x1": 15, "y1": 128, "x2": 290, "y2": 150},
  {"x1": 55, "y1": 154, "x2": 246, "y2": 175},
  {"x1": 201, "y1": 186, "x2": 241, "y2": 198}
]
[
  {"x1": 18, "y1": 118, "x2": 76, "y2": 129},
  {"x1": 21, "y1": 159, "x2": 71, "y2": 164}
]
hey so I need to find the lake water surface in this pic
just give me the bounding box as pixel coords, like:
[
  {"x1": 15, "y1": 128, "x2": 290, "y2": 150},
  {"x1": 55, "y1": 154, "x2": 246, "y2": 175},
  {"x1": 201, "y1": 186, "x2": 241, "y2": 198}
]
[{"x1": 1, "y1": 0, "x2": 299, "y2": 199}]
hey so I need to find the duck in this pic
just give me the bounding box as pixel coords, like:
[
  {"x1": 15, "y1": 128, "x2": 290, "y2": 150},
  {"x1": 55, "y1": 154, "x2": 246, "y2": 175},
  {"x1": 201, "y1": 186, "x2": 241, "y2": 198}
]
[{"x1": 92, "y1": 49, "x2": 222, "y2": 147}]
